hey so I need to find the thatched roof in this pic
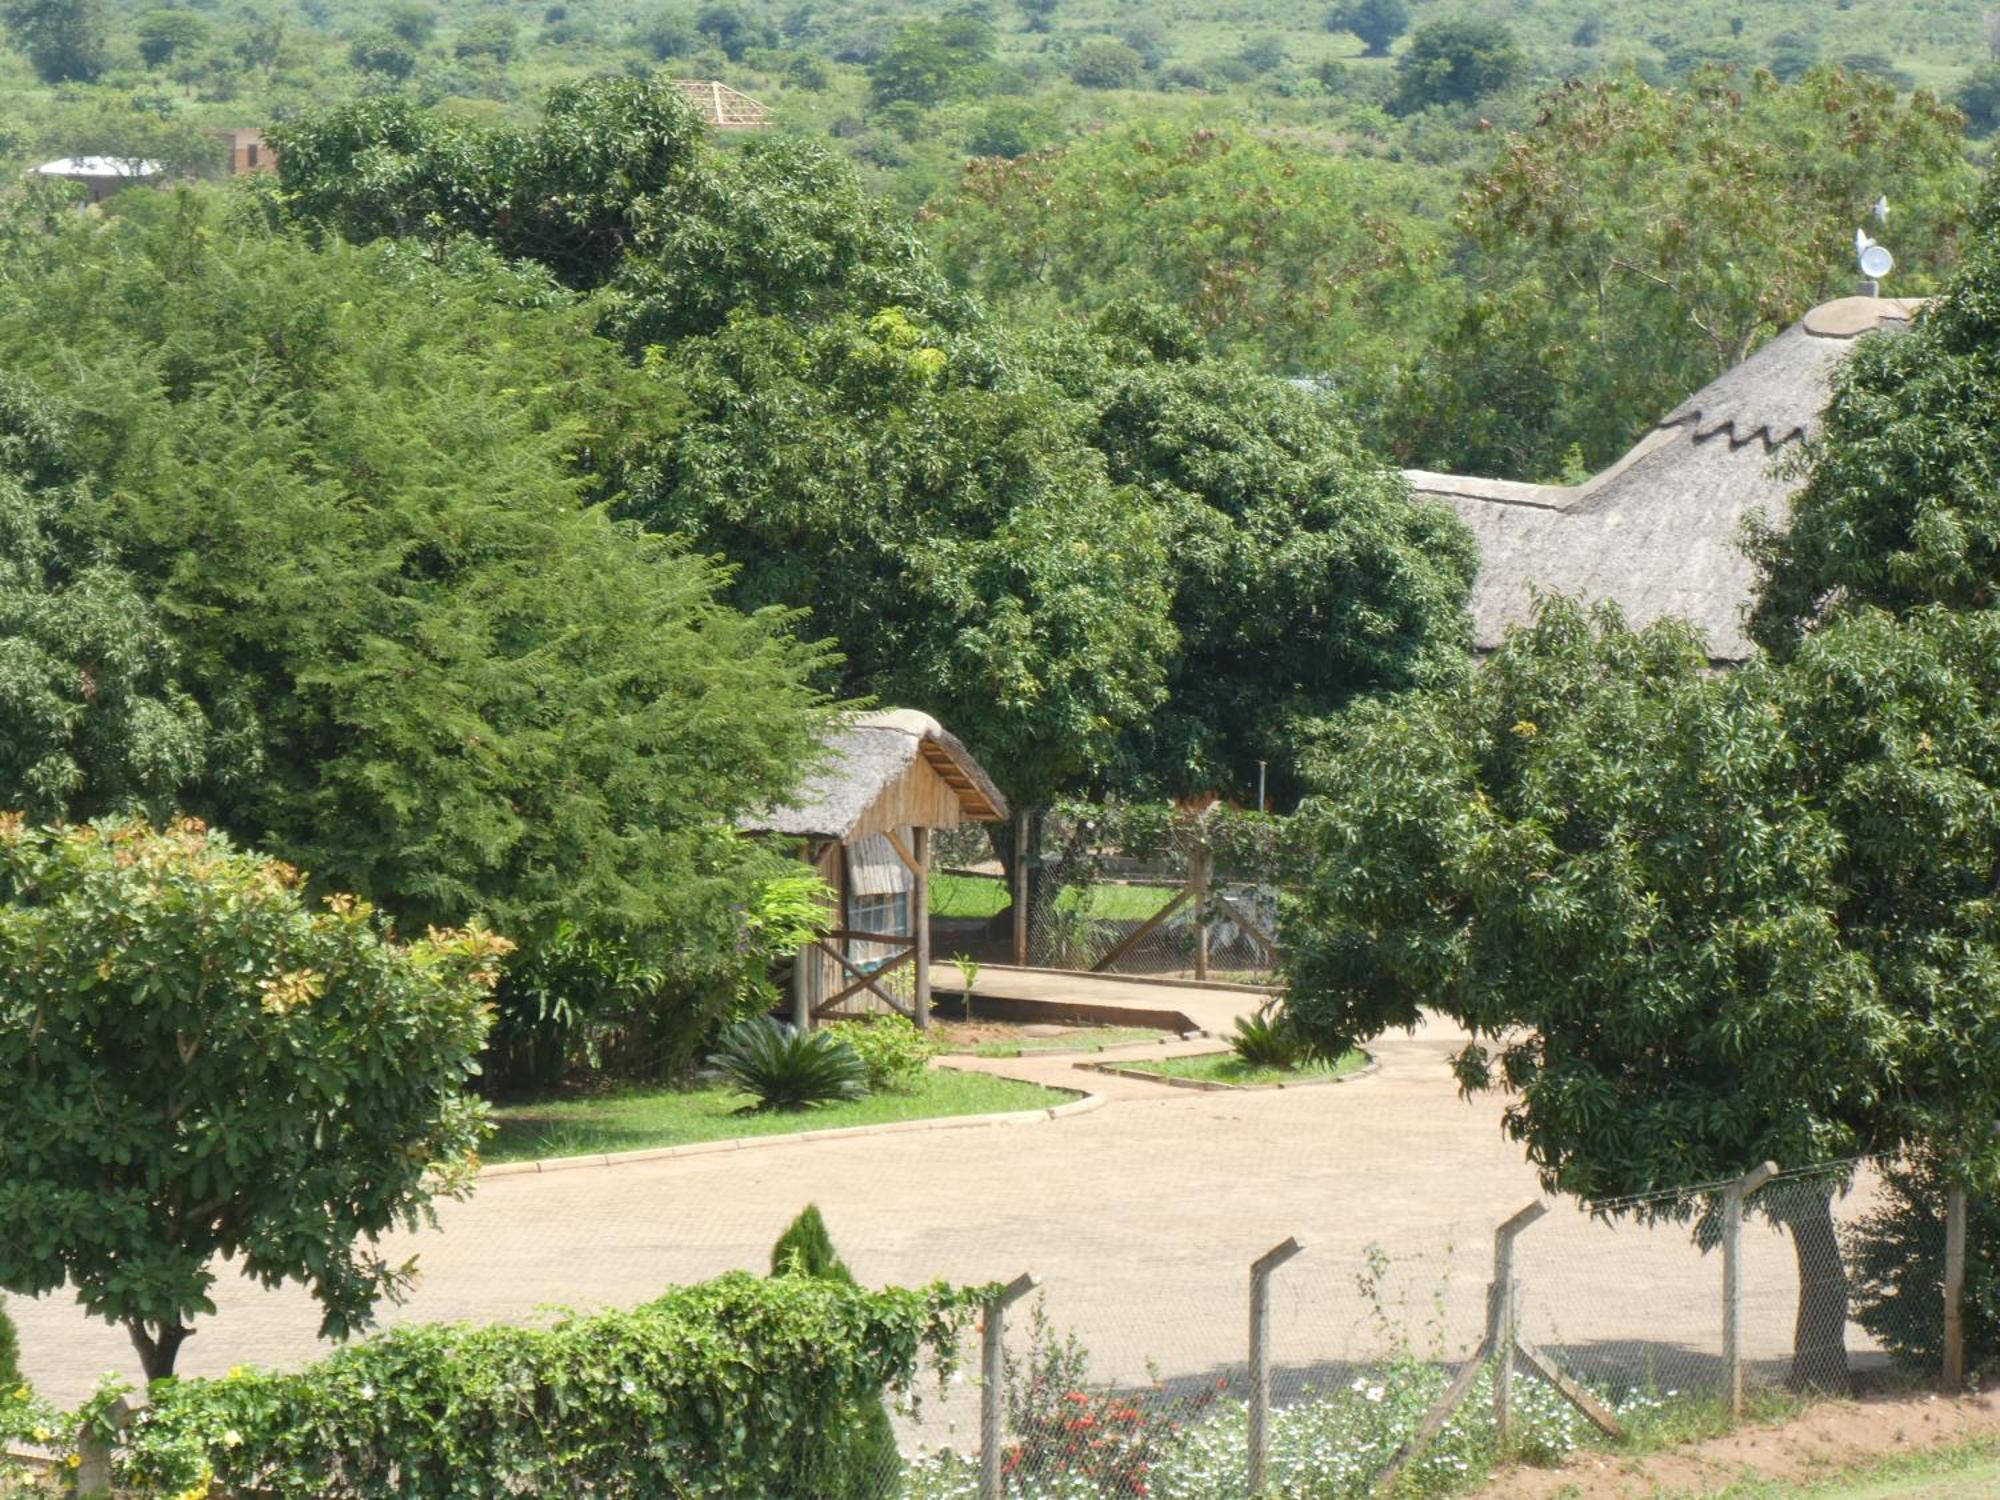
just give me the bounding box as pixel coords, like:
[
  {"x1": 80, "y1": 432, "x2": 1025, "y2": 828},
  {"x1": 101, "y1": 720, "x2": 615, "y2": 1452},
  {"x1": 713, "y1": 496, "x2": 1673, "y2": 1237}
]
[
  {"x1": 1406, "y1": 296, "x2": 1920, "y2": 662},
  {"x1": 744, "y1": 709, "x2": 1008, "y2": 841}
]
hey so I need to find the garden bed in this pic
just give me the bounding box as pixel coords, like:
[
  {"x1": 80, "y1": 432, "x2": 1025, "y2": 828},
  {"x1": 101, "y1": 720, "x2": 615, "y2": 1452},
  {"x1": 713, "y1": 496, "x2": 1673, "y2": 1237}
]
[
  {"x1": 485, "y1": 1067, "x2": 1071, "y2": 1163},
  {"x1": 1091, "y1": 1048, "x2": 1371, "y2": 1091}
]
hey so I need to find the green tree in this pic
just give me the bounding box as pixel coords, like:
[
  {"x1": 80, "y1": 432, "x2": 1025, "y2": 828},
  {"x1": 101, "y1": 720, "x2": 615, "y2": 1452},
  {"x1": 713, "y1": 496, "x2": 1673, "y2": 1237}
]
[
  {"x1": 868, "y1": 16, "x2": 994, "y2": 107},
  {"x1": 383, "y1": 0, "x2": 433, "y2": 47},
  {"x1": 134, "y1": 7, "x2": 204, "y2": 67},
  {"x1": 1752, "y1": 179, "x2": 2000, "y2": 647},
  {"x1": 347, "y1": 27, "x2": 414, "y2": 79},
  {"x1": 1067, "y1": 37, "x2": 1141, "y2": 90},
  {"x1": 0, "y1": 0, "x2": 104, "y2": 82},
  {"x1": 1393, "y1": 18, "x2": 1523, "y2": 112},
  {"x1": 1956, "y1": 63, "x2": 2000, "y2": 133},
  {"x1": 624, "y1": 307, "x2": 1175, "y2": 806},
  {"x1": 1403, "y1": 67, "x2": 1974, "y2": 478},
  {"x1": 1327, "y1": 0, "x2": 1408, "y2": 57},
  {"x1": 0, "y1": 207, "x2": 828, "y2": 974},
  {"x1": 0, "y1": 817, "x2": 509, "y2": 1379},
  {"x1": 1041, "y1": 306, "x2": 1475, "y2": 801},
  {"x1": 453, "y1": 16, "x2": 514, "y2": 63},
  {"x1": 1288, "y1": 599, "x2": 2000, "y2": 1389},
  {"x1": 695, "y1": 1, "x2": 754, "y2": 60}
]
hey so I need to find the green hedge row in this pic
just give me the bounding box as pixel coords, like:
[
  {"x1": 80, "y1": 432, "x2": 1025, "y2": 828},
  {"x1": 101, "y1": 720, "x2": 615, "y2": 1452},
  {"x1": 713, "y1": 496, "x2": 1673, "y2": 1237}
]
[{"x1": 117, "y1": 1272, "x2": 984, "y2": 1498}]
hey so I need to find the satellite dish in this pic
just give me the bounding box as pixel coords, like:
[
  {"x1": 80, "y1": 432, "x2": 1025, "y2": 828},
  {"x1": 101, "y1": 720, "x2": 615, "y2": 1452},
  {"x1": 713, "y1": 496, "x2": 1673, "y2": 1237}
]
[{"x1": 1859, "y1": 241, "x2": 1894, "y2": 280}]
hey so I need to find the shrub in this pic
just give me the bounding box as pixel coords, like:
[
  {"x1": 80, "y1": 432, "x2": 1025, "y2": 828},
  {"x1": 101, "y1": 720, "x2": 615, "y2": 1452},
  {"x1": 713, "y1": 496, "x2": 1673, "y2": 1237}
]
[
  {"x1": 1847, "y1": 1152, "x2": 2000, "y2": 1377},
  {"x1": 770, "y1": 1206, "x2": 901, "y2": 1493},
  {"x1": 1229, "y1": 1001, "x2": 1304, "y2": 1069},
  {"x1": 0, "y1": 1294, "x2": 18, "y2": 1389},
  {"x1": 707, "y1": 1017, "x2": 868, "y2": 1110},
  {"x1": 825, "y1": 1014, "x2": 939, "y2": 1092},
  {"x1": 115, "y1": 1272, "x2": 984, "y2": 1498}
]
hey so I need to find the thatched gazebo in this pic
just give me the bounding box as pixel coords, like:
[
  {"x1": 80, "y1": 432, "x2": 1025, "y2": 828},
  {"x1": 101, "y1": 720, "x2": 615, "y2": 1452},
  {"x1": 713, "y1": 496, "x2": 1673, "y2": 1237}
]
[
  {"x1": 745, "y1": 710, "x2": 1006, "y2": 1030},
  {"x1": 1405, "y1": 296, "x2": 1920, "y2": 663}
]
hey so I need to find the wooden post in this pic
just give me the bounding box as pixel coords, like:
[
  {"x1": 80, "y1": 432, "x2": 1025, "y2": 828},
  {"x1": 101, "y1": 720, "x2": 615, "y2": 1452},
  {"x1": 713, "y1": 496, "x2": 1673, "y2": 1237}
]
[
  {"x1": 1189, "y1": 842, "x2": 1214, "y2": 982},
  {"x1": 1249, "y1": 1237, "x2": 1305, "y2": 1496},
  {"x1": 790, "y1": 942, "x2": 810, "y2": 1032},
  {"x1": 1490, "y1": 1203, "x2": 1546, "y2": 1450},
  {"x1": 912, "y1": 825, "x2": 932, "y2": 1031},
  {"x1": 1723, "y1": 1161, "x2": 1778, "y2": 1417},
  {"x1": 981, "y1": 1273, "x2": 1038, "y2": 1500},
  {"x1": 1943, "y1": 1179, "x2": 1968, "y2": 1395},
  {"x1": 1010, "y1": 809, "x2": 1031, "y2": 968}
]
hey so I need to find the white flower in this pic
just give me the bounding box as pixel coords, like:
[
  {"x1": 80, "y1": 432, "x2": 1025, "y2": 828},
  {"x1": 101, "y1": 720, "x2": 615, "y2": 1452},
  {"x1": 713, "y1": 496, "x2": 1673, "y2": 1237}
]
[
  {"x1": 221, "y1": 1429, "x2": 243, "y2": 1449},
  {"x1": 1364, "y1": 1385, "x2": 1386, "y2": 1403}
]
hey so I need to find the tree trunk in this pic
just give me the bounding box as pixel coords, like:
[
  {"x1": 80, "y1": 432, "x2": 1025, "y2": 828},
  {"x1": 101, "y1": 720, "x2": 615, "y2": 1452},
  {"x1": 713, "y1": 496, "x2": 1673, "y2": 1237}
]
[
  {"x1": 1786, "y1": 1191, "x2": 1853, "y2": 1394},
  {"x1": 128, "y1": 1319, "x2": 192, "y2": 1382}
]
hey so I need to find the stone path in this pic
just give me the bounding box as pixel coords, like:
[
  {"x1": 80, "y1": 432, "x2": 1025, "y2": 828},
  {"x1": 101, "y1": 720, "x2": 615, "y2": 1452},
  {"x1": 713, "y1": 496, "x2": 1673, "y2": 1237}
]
[{"x1": 11, "y1": 992, "x2": 1853, "y2": 1414}]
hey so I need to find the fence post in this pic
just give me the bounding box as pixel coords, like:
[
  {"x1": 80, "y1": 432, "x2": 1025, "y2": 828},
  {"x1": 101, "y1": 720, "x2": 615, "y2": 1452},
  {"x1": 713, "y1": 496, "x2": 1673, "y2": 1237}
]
[
  {"x1": 1722, "y1": 1161, "x2": 1779, "y2": 1418},
  {"x1": 1490, "y1": 1204, "x2": 1542, "y2": 1450},
  {"x1": 1189, "y1": 842, "x2": 1214, "y2": 982},
  {"x1": 1943, "y1": 1179, "x2": 1968, "y2": 1395},
  {"x1": 72, "y1": 1395, "x2": 134, "y2": 1499},
  {"x1": 1010, "y1": 810, "x2": 1031, "y2": 968},
  {"x1": 912, "y1": 825, "x2": 932, "y2": 1030},
  {"x1": 1248, "y1": 1237, "x2": 1305, "y2": 1496},
  {"x1": 980, "y1": 1273, "x2": 1039, "y2": 1500}
]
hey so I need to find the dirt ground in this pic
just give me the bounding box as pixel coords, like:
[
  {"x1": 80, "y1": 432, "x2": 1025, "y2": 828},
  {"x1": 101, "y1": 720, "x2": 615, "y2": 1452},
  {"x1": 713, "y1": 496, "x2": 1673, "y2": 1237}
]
[{"x1": 1473, "y1": 1392, "x2": 2000, "y2": 1498}]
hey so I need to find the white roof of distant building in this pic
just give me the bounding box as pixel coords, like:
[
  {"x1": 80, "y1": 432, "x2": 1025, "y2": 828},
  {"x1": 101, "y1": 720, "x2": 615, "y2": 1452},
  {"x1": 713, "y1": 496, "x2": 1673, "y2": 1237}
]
[{"x1": 33, "y1": 157, "x2": 163, "y2": 178}]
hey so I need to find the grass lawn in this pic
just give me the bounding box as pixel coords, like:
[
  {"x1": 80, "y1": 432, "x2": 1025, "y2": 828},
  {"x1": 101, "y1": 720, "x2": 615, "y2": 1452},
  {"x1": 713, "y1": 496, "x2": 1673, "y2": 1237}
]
[
  {"x1": 485, "y1": 1067, "x2": 1070, "y2": 1163},
  {"x1": 931, "y1": 870, "x2": 1177, "y2": 923},
  {"x1": 1694, "y1": 1438, "x2": 2000, "y2": 1498},
  {"x1": 1117, "y1": 1048, "x2": 1368, "y2": 1087}
]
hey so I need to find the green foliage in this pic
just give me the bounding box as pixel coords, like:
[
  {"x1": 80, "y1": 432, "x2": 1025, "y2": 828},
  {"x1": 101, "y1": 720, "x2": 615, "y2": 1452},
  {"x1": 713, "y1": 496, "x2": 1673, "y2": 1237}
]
[
  {"x1": 1048, "y1": 311, "x2": 1474, "y2": 799},
  {"x1": 1229, "y1": 1000, "x2": 1304, "y2": 1069},
  {"x1": 1394, "y1": 19, "x2": 1525, "y2": 112},
  {"x1": 115, "y1": 1271, "x2": 985, "y2": 1498},
  {"x1": 1956, "y1": 63, "x2": 2000, "y2": 133},
  {"x1": 1287, "y1": 598, "x2": 2000, "y2": 1382},
  {"x1": 0, "y1": 1294, "x2": 18, "y2": 1390},
  {"x1": 824, "y1": 1014, "x2": 940, "y2": 1091},
  {"x1": 869, "y1": 15, "x2": 994, "y2": 106},
  {"x1": 347, "y1": 28, "x2": 416, "y2": 80},
  {"x1": 771, "y1": 1203, "x2": 853, "y2": 1280},
  {"x1": 0, "y1": 206, "x2": 828, "y2": 973},
  {"x1": 0, "y1": 818, "x2": 507, "y2": 1379},
  {"x1": 1328, "y1": 0, "x2": 1407, "y2": 57},
  {"x1": 1847, "y1": 1153, "x2": 2000, "y2": 1377},
  {"x1": 134, "y1": 8, "x2": 204, "y2": 68},
  {"x1": 0, "y1": 0, "x2": 104, "y2": 83},
  {"x1": 1752, "y1": 179, "x2": 2000, "y2": 647},
  {"x1": 707, "y1": 1017, "x2": 869, "y2": 1110},
  {"x1": 1406, "y1": 66, "x2": 1975, "y2": 478},
  {"x1": 627, "y1": 306, "x2": 1175, "y2": 804},
  {"x1": 1068, "y1": 37, "x2": 1142, "y2": 89},
  {"x1": 926, "y1": 123, "x2": 1453, "y2": 399},
  {"x1": 767, "y1": 1206, "x2": 901, "y2": 1494},
  {"x1": 453, "y1": 17, "x2": 516, "y2": 64}
]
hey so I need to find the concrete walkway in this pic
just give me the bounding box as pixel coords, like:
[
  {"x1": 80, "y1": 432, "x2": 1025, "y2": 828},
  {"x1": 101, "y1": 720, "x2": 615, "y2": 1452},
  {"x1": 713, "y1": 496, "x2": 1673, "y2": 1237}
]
[{"x1": 11, "y1": 989, "x2": 1850, "y2": 1414}]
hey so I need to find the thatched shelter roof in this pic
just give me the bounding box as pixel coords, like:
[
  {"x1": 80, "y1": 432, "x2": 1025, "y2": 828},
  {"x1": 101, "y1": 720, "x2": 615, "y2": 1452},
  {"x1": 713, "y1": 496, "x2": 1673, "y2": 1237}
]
[
  {"x1": 745, "y1": 709, "x2": 1007, "y2": 842},
  {"x1": 1406, "y1": 296, "x2": 1920, "y2": 662},
  {"x1": 669, "y1": 79, "x2": 771, "y2": 129}
]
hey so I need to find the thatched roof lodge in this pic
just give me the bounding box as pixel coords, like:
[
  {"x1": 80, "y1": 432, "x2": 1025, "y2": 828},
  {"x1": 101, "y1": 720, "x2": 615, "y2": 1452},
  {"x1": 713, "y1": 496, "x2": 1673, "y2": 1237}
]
[
  {"x1": 1405, "y1": 296, "x2": 1920, "y2": 663},
  {"x1": 744, "y1": 710, "x2": 1006, "y2": 1029}
]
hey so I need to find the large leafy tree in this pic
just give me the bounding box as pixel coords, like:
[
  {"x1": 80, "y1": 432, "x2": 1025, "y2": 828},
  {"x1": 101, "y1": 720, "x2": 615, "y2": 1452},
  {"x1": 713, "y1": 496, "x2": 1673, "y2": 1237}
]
[
  {"x1": 1405, "y1": 66, "x2": 1974, "y2": 479},
  {"x1": 623, "y1": 307, "x2": 1173, "y2": 806},
  {"x1": 1039, "y1": 307, "x2": 1475, "y2": 802},
  {"x1": 0, "y1": 817, "x2": 510, "y2": 1379},
  {"x1": 0, "y1": 0, "x2": 104, "y2": 82},
  {"x1": 1289, "y1": 599, "x2": 2000, "y2": 1389},
  {"x1": 922, "y1": 122, "x2": 1452, "y2": 411},
  {"x1": 0, "y1": 203, "x2": 827, "y2": 963},
  {"x1": 1393, "y1": 19, "x2": 1524, "y2": 112}
]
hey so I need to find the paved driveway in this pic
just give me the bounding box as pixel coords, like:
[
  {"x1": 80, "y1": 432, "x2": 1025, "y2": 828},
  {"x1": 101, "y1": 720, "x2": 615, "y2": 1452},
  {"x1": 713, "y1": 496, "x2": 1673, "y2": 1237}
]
[{"x1": 10, "y1": 1007, "x2": 1846, "y2": 1413}]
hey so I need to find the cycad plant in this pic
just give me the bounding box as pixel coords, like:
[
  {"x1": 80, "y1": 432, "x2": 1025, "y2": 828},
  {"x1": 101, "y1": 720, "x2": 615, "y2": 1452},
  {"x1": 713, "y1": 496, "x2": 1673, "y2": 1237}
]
[
  {"x1": 707, "y1": 1017, "x2": 868, "y2": 1111},
  {"x1": 1229, "y1": 1000, "x2": 1304, "y2": 1069}
]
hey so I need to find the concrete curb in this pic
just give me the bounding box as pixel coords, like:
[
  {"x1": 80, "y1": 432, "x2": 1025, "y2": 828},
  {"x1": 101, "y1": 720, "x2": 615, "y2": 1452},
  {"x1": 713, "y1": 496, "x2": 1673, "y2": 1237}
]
[
  {"x1": 479, "y1": 1081, "x2": 1106, "y2": 1179},
  {"x1": 1080, "y1": 1050, "x2": 1380, "y2": 1094},
  {"x1": 942, "y1": 1030, "x2": 1211, "y2": 1061},
  {"x1": 956, "y1": 963, "x2": 1277, "y2": 997}
]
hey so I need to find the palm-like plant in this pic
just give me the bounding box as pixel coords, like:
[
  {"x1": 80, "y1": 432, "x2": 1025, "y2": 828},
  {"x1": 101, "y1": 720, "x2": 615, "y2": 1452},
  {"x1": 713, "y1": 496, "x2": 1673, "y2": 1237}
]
[
  {"x1": 1229, "y1": 1000, "x2": 1304, "y2": 1070},
  {"x1": 707, "y1": 1017, "x2": 868, "y2": 1111}
]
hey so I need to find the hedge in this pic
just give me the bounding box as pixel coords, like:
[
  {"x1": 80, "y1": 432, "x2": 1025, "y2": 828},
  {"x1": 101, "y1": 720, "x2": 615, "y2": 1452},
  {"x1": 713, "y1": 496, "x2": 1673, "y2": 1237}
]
[{"x1": 117, "y1": 1271, "x2": 986, "y2": 1498}]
